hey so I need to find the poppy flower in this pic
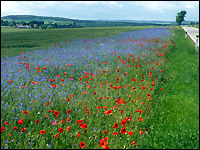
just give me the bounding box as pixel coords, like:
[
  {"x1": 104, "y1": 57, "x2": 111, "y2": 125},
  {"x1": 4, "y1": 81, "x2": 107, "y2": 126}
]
[
  {"x1": 61, "y1": 120, "x2": 65, "y2": 124},
  {"x1": 80, "y1": 142, "x2": 86, "y2": 148},
  {"x1": 4, "y1": 121, "x2": 8, "y2": 125},
  {"x1": 76, "y1": 132, "x2": 81, "y2": 137},
  {"x1": 121, "y1": 120, "x2": 126, "y2": 126},
  {"x1": 13, "y1": 126, "x2": 17, "y2": 130},
  {"x1": 54, "y1": 133, "x2": 59, "y2": 138},
  {"x1": 65, "y1": 98, "x2": 70, "y2": 102},
  {"x1": 113, "y1": 122, "x2": 118, "y2": 129},
  {"x1": 18, "y1": 119, "x2": 24, "y2": 125},
  {"x1": 139, "y1": 129, "x2": 143, "y2": 135},
  {"x1": 46, "y1": 102, "x2": 50, "y2": 106},
  {"x1": 1, "y1": 127, "x2": 5, "y2": 132},
  {"x1": 93, "y1": 92, "x2": 97, "y2": 95},
  {"x1": 138, "y1": 117, "x2": 143, "y2": 122},
  {"x1": 67, "y1": 110, "x2": 71, "y2": 114},
  {"x1": 35, "y1": 119, "x2": 40, "y2": 124},
  {"x1": 121, "y1": 127, "x2": 127, "y2": 134},
  {"x1": 99, "y1": 140, "x2": 108, "y2": 148},
  {"x1": 21, "y1": 128, "x2": 26, "y2": 133},
  {"x1": 81, "y1": 123, "x2": 87, "y2": 129},
  {"x1": 104, "y1": 146, "x2": 110, "y2": 149},
  {"x1": 22, "y1": 110, "x2": 26, "y2": 114},
  {"x1": 82, "y1": 91, "x2": 86, "y2": 94},
  {"x1": 67, "y1": 127, "x2": 71, "y2": 131},
  {"x1": 103, "y1": 130, "x2": 108, "y2": 133},
  {"x1": 103, "y1": 106, "x2": 108, "y2": 109},
  {"x1": 40, "y1": 130, "x2": 46, "y2": 134},
  {"x1": 128, "y1": 131, "x2": 133, "y2": 135},
  {"x1": 58, "y1": 127, "x2": 64, "y2": 133},
  {"x1": 148, "y1": 97, "x2": 152, "y2": 100},
  {"x1": 113, "y1": 132, "x2": 118, "y2": 135},
  {"x1": 52, "y1": 85, "x2": 57, "y2": 88},
  {"x1": 54, "y1": 111, "x2": 59, "y2": 117},
  {"x1": 71, "y1": 94, "x2": 75, "y2": 97},
  {"x1": 76, "y1": 120, "x2": 84, "y2": 124},
  {"x1": 131, "y1": 141, "x2": 137, "y2": 146}
]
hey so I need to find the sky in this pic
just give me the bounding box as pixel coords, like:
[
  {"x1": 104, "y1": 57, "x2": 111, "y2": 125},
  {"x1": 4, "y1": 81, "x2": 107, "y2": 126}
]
[{"x1": 1, "y1": 1, "x2": 199, "y2": 21}]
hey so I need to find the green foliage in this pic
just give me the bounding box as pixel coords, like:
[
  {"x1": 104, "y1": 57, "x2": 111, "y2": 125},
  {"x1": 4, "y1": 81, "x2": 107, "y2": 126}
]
[
  {"x1": 46, "y1": 25, "x2": 55, "y2": 29},
  {"x1": 176, "y1": 10, "x2": 187, "y2": 25}
]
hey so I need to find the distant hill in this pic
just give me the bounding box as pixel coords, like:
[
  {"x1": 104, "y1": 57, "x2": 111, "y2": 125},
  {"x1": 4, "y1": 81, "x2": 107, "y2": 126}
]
[{"x1": 1, "y1": 15, "x2": 198, "y2": 27}]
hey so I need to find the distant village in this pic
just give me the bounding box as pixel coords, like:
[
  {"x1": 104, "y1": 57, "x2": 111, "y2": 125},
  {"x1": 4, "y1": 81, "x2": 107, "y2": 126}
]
[{"x1": 1, "y1": 20, "x2": 82, "y2": 29}]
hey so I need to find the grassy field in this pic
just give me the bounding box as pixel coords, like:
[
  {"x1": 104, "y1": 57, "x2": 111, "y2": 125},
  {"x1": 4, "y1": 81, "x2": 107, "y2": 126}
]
[
  {"x1": 141, "y1": 27, "x2": 199, "y2": 149},
  {"x1": 1, "y1": 26, "x2": 166, "y2": 58}
]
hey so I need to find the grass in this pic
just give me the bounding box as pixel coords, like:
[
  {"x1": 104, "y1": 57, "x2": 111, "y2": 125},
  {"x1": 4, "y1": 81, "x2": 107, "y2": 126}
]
[
  {"x1": 140, "y1": 27, "x2": 199, "y2": 149},
  {"x1": 1, "y1": 26, "x2": 167, "y2": 58}
]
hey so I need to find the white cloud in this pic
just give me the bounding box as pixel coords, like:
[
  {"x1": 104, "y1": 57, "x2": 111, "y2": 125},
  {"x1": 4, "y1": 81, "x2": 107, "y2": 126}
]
[{"x1": 186, "y1": 4, "x2": 194, "y2": 9}]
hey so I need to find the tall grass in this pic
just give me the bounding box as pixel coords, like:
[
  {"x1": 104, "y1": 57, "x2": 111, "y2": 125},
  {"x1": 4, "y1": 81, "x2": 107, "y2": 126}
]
[{"x1": 140, "y1": 27, "x2": 199, "y2": 149}]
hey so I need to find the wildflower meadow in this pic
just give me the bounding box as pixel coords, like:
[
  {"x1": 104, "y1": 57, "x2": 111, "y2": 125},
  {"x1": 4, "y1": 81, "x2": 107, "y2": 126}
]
[{"x1": 1, "y1": 27, "x2": 178, "y2": 149}]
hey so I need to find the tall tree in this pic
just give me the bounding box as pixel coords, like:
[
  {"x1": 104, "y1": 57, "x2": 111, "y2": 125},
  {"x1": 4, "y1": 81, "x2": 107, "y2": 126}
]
[{"x1": 176, "y1": 10, "x2": 187, "y2": 26}]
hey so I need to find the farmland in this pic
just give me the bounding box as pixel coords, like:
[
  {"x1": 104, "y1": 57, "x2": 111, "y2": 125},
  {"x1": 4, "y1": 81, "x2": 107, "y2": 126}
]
[
  {"x1": 1, "y1": 26, "x2": 160, "y2": 58},
  {"x1": 1, "y1": 26, "x2": 199, "y2": 149}
]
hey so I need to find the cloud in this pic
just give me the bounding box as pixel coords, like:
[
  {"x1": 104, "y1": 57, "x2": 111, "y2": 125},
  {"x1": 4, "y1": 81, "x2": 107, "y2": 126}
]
[{"x1": 186, "y1": 4, "x2": 194, "y2": 9}]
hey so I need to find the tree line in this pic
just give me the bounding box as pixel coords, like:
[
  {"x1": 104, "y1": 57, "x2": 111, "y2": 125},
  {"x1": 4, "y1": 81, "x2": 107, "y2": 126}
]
[{"x1": 1, "y1": 20, "x2": 82, "y2": 29}]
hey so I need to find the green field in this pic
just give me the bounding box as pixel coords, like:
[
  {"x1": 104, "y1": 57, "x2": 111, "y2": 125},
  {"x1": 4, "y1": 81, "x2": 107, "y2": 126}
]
[{"x1": 1, "y1": 26, "x2": 162, "y2": 58}]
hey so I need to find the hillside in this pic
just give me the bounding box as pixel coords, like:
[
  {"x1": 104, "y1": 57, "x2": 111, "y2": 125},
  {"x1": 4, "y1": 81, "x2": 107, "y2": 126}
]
[{"x1": 1, "y1": 15, "x2": 173, "y2": 27}]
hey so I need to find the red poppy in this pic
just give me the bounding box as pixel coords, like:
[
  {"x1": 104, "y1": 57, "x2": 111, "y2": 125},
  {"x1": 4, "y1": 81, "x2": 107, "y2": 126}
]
[
  {"x1": 13, "y1": 126, "x2": 17, "y2": 130},
  {"x1": 99, "y1": 140, "x2": 108, "y2": 148},
  {"x1": 128, "y1": 131, "x2": 133, "y2": 135},
  {"x1": 67, "y1": 110, "x2": 71, "y2": 114},
  {"x1": 65, "y1": 98, "x2": 70, "y2": 102},
  {"x1": 67, "y1": 127, "x2": 71, "y2": 131},
  {"x1": 71, "y1": 94, "x2": 75, "y2": 97},
  {"x1": 58, "y1": 127, "x2": 64, "y2": 133},
  {"x1": 80, "y1": 142, "x2": 86, "y2": 148},
  {"x1": 40, "y1": 130, "x2": 46, "y2": 134},
  {"x1": 103, "y1": 130, "x2": 108, "y2": 134},
  {"x1": 76, "y1": 120, "x2": 84, "y2": 124},
  {"x1": 46, "y1": 102, "x2": 50, "y2": 106},
  {"x1": 81, "y1": 123, "x2": 87, "y2": 129},
  {"x1": 121, "y1": 120, "x2": 126, "y2": 126},
  {"x1": 121, "y1": 127, "x2": 127, "y2": 134},
  {"x1": 139, "y1": 129, "x2": 143, "y2": 135},
  {"x1": 113, "y1": 132, "x2": 118, "y2": 135},
  {"x1": 18, "y1": 119, "x2": 24, "y2": 125},
  {"x1": 138, "y1": 117, "x2": 143, "y2": 122},
  {"x1": 113, "y1": 122, "x2": 118, "y2": 129},
  {"x1": 93, "y1": 92, "x2": 97, "y2": 95},
  {"x1": 22, "y1": 85, "x2": 25, "y2": 88},
  {"x1": 22, "y1": 110, "x2": 26, "y2": 114},
  {"x1": 54, "y1": 111, "x2": 59, "y2": 117},
  {"x1": 104, "y1": 146, "x2": 110, "y2": 149},
  {"x1": 4, "y1": 121, "x2": 8, "y2": 125},
  {"x1": 21, "y1": 128, "x2": 26, "y2": 133},
  {"x1": 35, "y1": 119, "x2": 40, "y2": 124},
  {"x1": 61, "y1": 120, "x2": 65, "y2": 124},
  {"x1": 76, "y1": 132, "x2": 81, "y2": 137},
  {"x1": 54, "y1": 133, "x2": 59, "y2": 138},
  {"x1": 52, "y1": 85, "x2": 57, "y2": 88},
  {"x1": 1, "y1": 127, "x2": 5, "y2": 132},
  {"x1": 131, "y1": 141, "x2": 137, "y2": 146}
]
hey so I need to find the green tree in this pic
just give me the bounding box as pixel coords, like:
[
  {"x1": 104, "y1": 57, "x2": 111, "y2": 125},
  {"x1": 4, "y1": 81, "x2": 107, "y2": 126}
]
[
  {"x1": 46, "y1": 25, "x2": 55, "y2": 29},
  {"x1": 176, "y1": 10, "x2": 187, "y2": 26},
  {"x1": 39, "y1": 24, "x2": 47, "y2": 30}
]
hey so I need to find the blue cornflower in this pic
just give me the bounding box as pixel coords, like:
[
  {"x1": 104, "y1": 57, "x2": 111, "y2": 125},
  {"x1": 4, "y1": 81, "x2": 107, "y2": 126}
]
[{"x1": 5, "y1": 140, "x2": 9, "y2": 143}]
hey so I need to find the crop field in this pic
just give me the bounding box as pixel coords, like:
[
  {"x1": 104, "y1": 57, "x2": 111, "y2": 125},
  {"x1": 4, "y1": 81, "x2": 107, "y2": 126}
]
[
  {"x1": 1, "y1": 26, "x2": 199, "y2": 149},
  {"x1": 1, "y1": 26, "x2": 166, "y2": 58}
]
